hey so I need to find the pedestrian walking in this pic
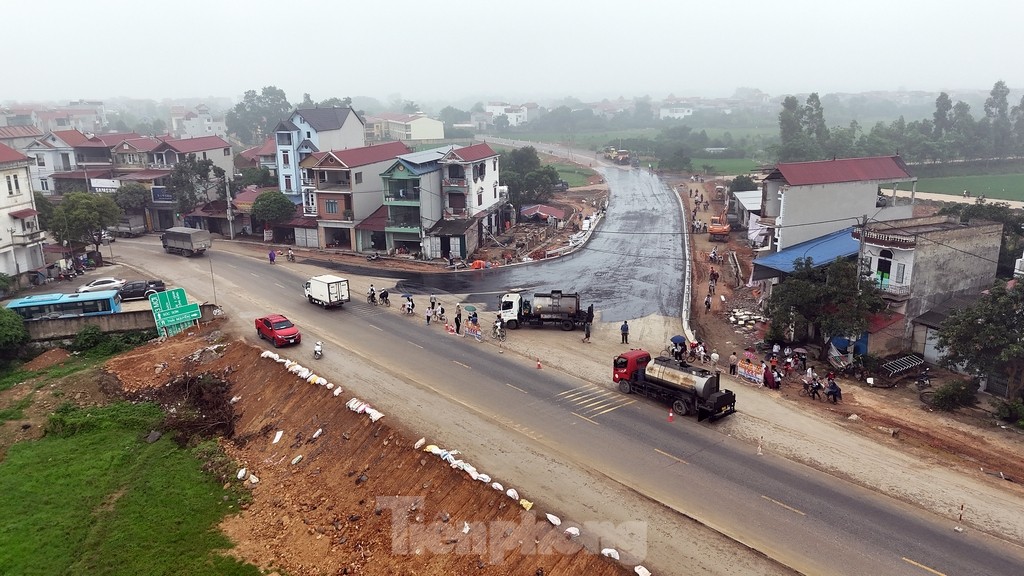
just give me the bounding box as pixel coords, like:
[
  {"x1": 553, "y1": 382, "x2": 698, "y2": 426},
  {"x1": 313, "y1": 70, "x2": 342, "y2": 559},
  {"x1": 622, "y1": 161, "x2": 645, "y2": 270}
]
[
  {"x1": 268, "y1": 250, "x2": 276, "y2": 264},
  {"x1": 800, "y1": 352, "x2": 808, "y2": 371},
  {"x1": 582, "y1": 321, "x2": 592, "y2": 343},
  {"x1": 425, "y1": 308, "x2": 432, "y2": 326},
  {"x1": 703, "y1": 201, "x2": 709, "y2": 211},
  {"x1": 710, "y1": 349, "x2": 720, "y2": 369},
  {"x1": 704, "y1": 293, "x2": 712, "y2": 314},
  {"x1": 455, "y1": 304, "x2": 462, "y2": 334},
  {"x1": 429, "y1": 293, "x2": 437, "y2": 310},
  {"x1": 620, "y1": 321, "x2": 629, "y2": 344},
  {"x1": 729, "y1": 352, "x2": 738, "y2": 375},
  {"x1": 709, "y1": 279, "x2": 716, "y2": 295}
]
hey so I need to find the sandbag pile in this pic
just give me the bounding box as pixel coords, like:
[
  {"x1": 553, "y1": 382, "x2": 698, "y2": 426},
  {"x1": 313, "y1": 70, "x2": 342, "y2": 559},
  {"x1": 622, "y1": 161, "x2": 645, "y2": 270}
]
[
  {"x1": 345, "y1": 397, "x2": 384, "y2": 422},
  {"x1": 259, "y1": 350, "x2": 343, "y2": 395}
]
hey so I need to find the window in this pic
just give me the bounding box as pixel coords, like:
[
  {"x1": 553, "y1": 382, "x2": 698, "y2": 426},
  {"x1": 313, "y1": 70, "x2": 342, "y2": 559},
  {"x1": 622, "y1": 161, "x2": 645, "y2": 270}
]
[
  {"x1": 894, "y1": 262, "x2": 906, "y2": 284},
  {"x1": 40, "y1": 178, "x2": 49, "y2": 191},
  {"x1": 355, "y1": 172, "x2": 362, "y2": 185},
  {"x1": 284, "y1": 175, "x2": 292, "y2": 190},
  {"x1": 277, "y1": 133, "x2": 292, "y2": 145},
  {"x1": 223, "y1": 147, "x2": 230, "y2": 156},
  {"x1": 35, "y1": 154, "x2": 45, "y2": 167},
  {"x1": 319, "y1": 171, "x2": 327, "y2": 182},
  {"x1": 306, "y1": 131, "x2": 311, "y2": 139},
  {"x1": 5, "y1": 175, "x2": 13, "y2": 195},
  {"x1": 477, "y1": 191, "x2": 483, "y2": 205},
  {"x1": 325, "y1": 200, "x2": 339, "y2": 214},
  {"x1": 202, "y1": 151, "x2": 208, "y2": 160},
  {"x1": 282, "y1": 151, "x2": 290, "y2": 167}
]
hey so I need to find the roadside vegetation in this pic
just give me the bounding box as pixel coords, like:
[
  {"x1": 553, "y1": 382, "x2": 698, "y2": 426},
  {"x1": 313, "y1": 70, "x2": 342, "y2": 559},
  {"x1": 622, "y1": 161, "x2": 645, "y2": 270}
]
[{"x1": 914, "y1": 173, "x2": 1024, "y2": 201}]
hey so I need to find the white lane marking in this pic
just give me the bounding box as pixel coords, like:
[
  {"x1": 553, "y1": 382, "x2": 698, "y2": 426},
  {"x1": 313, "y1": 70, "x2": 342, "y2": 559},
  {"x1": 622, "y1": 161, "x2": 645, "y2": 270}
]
[
  {"x1": 654, "y1": 448, "x2": 689, "y2": 465},
  {"x1": 408, "y1": 341, "x2": 423, "y2": 349},
  {"x1": 505, "y1": 382, "x2": 527, "y2": 393},
  {"x1": 275, "y1": 283, "x2": 285, "y2": 289},
  {"x1": 760, "y1": 495, "x2": 806, "y2": 516},
  {"x1": 453, "y1": 360, "x2": 471, "y2": 369},
  {"x1": 369, "y1": 324, "x2": 383, "y2": 331}
]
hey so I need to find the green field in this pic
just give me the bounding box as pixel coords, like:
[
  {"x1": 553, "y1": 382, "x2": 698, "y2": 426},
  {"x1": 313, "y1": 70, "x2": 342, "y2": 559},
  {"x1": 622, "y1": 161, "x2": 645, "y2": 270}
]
[
  {"x1": 548, "y1": 162, "x2": 597, "y2": 187},
  {"x1": 0, "y1": 402, "x2": 258, "y2": 576},
  {"x1": 691, "y1": 157, "x2": 759, "y2": 176},
  {"x1": 913, "y1": 174, "x2": 1024, "y2": 202}
]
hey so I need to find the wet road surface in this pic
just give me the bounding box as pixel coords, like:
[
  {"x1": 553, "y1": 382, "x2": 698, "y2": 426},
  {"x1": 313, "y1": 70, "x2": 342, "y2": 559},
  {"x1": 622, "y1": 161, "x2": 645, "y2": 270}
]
[{"x1": 308, "y1": 166, "x2": 686, "y2": 322}]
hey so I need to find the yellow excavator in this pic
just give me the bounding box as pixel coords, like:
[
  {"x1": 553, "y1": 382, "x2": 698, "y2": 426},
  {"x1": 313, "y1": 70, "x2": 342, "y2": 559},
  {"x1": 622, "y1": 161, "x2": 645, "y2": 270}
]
[{"x1": 708, "y1": 209, "x2": 731, "y2": 242}]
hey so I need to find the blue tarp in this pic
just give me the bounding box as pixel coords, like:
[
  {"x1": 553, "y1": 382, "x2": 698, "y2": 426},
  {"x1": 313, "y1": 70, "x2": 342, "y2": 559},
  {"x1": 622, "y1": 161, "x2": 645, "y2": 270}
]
[{"x1": 752, "y1": 227, "x2": 858, "y2": 280}]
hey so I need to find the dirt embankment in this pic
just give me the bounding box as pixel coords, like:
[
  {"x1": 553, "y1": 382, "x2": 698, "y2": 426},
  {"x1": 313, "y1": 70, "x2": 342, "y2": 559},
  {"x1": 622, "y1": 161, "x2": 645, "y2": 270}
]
[{"x1": 99, "y1": 327, "x2": 632, "y2": 576}]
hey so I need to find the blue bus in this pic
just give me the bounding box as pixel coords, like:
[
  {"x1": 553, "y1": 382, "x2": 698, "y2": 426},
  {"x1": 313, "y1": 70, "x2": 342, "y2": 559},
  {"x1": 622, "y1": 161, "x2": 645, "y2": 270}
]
[{"x1": 4, "y1": 290, "x2": 122, "y2": 321}]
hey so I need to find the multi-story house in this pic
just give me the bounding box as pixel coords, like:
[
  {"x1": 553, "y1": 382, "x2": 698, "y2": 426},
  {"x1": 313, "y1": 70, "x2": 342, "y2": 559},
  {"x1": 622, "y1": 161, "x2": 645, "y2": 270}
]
[
  {"x1": 297, "y1": 141, "x2": 411, "y2": 251},
  {"x1": 152, "y1": 135, "x2": 233, "y2": 179},
  {"x1": 854, "y1": 215, "x2": 1002, "y2": 342},
  {"x1": 237, "y1": 137, "x2": 278, "y2": 176},
  {"x1": 274, "y1": 107, "x2": 365, "y2": 196},
  {"x1": 23, "y1": 129, "x2": 115, "y2": 195},
  {"x1": 1, "y1": 143, "x2": 45, "y2": 285},
  {"x1": 377, "y1": 143, "x2": 506, "y2": 259},
  {"x1": 0, "y1": 126, "x2": 43, "y2": 151},
  {"x1": 170, "y1": 104, "x2": 227, "y2": 139},
  {"x1": 483, "y1": 103, "x2": 528, "y2": 127},
  {"x1": 363, "y1": 113, "x2": 444, "y2": 143},
  {"x1": 760, "y1": 155, "x2": 917, "y2": 251}
]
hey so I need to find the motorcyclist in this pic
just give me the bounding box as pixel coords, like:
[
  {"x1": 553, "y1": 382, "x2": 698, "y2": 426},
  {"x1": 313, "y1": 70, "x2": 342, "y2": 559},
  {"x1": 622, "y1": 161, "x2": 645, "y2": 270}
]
[
  {"x1": 825, "y1": 379, "x2": 842, "y2": 403},
  {"x1": 492, "y1": 315, "x2": 504, "y2": 337},
  {"x1": 313, "y1": 341, "x2": 323, "y2": 359},
  {"x1": 379, "y1": 289, "x2": 390, "y2": 306},
  {"x1": 287, "y1": 248, "x2": 295, "y2": 262}
]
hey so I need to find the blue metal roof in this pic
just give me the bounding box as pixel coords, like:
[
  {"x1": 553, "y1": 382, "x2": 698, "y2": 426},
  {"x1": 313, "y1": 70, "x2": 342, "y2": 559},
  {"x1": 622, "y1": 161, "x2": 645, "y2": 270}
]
[{"x1": 753, "y1": 227, "x2": 857, "y2": 278}]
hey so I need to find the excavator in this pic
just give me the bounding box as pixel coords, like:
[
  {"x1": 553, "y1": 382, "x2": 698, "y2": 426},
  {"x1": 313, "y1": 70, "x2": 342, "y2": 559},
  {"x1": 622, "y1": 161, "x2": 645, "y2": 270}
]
[{"x1": 707, "y1": 208, "x2": 731, "y2": 242}]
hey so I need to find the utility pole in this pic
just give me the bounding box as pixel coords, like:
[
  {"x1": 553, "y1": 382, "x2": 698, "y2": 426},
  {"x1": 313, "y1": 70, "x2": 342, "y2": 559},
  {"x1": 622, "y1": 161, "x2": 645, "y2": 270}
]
[
  {"x1": 226, "y1": 176, "x2": 236, "y2": 240},
  {"x1": 856, "y1": 214, "x2": 868, "y2": 291}
]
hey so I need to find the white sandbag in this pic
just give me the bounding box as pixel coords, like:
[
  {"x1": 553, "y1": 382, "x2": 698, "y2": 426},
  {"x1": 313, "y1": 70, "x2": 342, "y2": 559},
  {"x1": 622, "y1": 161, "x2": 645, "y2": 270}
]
[
  {"x1": 326, "y1": 383, "x2": 334, "y2": 390},
  {"x1": 367, "y1": 409, "x2": 384, "y2": 422},
  {"x1": 332, "y1": 387, "x2": 343, "y2": 396},
  {"x1": 477, "y1": 474, "x2": 491, "y2": 483},
  {"x1": 505, "y1": 488, "x2": 519, "y2": 500},
  {"x1": 236, "y1": 468, "x2": 247, "y2": 480},
  {"x1": 346, "y1": 398, "x2": 359, "y2": 409},
  {"x1": 291, "y1": 455, "x2": 303, "y2": 465},
  {"x1": 316, "y1": 377, "x2": 328, "y2": 386},
  {"x1": 272, "y1": 430, "x2": 283, "y2": 444},
  {"x1": 449, "y1": 459, "x2": 465, "y2": 470},
  {"x1": 491, "y1": 482, "x2": 503, "y2": 491},
  {"x1": 546, "y1": 514, "x2": 561, "y2": 526},
  {"x1": 634, "y1": 567, "x2": 652, "y2": 576},
  {"x1": 413, "y1": 438, "x2": 426, "y2": 450},
  {"x1": 601, "y1": 548, "x2": 619, "y2": 560},
  {"x1": 462, "y1": 521, "x2": 471, "y2": 534},
  {"x1": 312, "y1": 428, "x2": 323, "y2": 439},
  {"x1": 306, "y1": 374, "x2": 318, "y2": 384},
  {"x1": 296, "y1": 368, "x2": 311, "y2": 379},
  {"x1": 248, "y1": 474, "x2": 259, "y2": 484},
  {"x1": 564, "y1": 527, "x2": 580, "y2": 538},
  {"x1": 230, "y1": 396, "x2": 241, "y2": 404},
  {"x1": 283, "y1": 359, "x2": 294, "y2": 368},
  {"x1": 260, "y1": 350, "x2": 278, "y2": 360}
]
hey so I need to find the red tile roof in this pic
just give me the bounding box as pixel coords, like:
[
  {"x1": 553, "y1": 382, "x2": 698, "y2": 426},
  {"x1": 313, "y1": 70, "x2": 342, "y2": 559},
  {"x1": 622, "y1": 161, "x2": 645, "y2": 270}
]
[
  {"x1": 95, "y1": 132, "x2": 141, "y2": 146},
  {"x1": 0, "y1": 125, "x2": 43, "y2": 139},
  {"x1": 160, "y1": 135, "x2": 230, "y2": 154},
  {"x1": 330, "y1": 141, "x2": 411, "y2": 167},
  {"x1": 449, "y1": 143, "x2": 497, "y2": 162},
  {"x1": 0, "y1": 142, "x2": 28, "y2": 163},
  {"x1": 51, "y1": 129, "x2": 93, "y2": 147},
  {"x1": 773, "y1": 156, "x2": 913, "y2": 186},
  {"x1": 240, "y1": 136, "x2": 277, "y2": 161},
  {"x1": 521, "y1": 204, "x2": 566, "y2": 220},
  {"x1": 117, "y1": 137, "x2": 162, "y2": 152},
  {"x1": 355, "y1": 205, "x2": 388, "y2": 231}
]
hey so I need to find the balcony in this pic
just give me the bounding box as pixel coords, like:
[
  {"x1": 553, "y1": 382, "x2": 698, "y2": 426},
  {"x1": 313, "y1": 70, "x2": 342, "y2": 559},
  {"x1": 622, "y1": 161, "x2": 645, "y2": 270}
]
[
  {"x1": 343, "y1": 209, "x2": 354, "y2": 221},
  {"x1": 11, "y1": 230, "x2": 45, "y2": 245},
  {"x1": 876, "y1": 282, "x2": 911, "y2": 300},
  {"x1": 318, "y1": 180, "x2": 352, "y2": 191},
  {"x1": 384, "y1": 189, "x2": 421, "y2": 203},
  {"x1": 442, "y1": 177, "x2": 467, "y2": 188},
  {"x1": 385, "y1": 218, "x2": 421, "y2": 231},
  {"x1": 303, "y1": 205, "x2": 318, "y2": 217}
]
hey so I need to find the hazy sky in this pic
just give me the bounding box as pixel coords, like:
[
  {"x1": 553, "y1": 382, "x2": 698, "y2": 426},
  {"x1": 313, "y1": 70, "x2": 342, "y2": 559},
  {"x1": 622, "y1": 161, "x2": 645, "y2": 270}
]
[{"x1": 8, "y1": 0, "x2": 1023, "y2": 105}]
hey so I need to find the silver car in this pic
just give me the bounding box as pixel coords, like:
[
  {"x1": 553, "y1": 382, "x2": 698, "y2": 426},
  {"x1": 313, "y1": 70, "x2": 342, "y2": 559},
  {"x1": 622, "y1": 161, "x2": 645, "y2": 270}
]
[{"x1": 76, "y1": 277, "x2": 127, "y2": 293}]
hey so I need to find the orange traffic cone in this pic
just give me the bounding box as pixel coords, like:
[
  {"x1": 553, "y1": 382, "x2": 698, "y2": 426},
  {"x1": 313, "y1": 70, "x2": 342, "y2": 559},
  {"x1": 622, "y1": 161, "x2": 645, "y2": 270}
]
[
  {"x1": 668, "y1": 410, "x2": 674, "y2": 423},
  {"x1": 536, "y1": 358, "x2": 542, "y2": 369}
]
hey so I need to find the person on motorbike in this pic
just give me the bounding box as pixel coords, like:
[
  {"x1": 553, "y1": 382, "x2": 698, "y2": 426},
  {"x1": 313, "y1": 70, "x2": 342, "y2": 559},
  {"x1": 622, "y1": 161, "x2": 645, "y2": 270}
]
[
  {"x1": 313, "y1": 341, "x2": 323, "y2": 359},
  {"x1": 492, "y1": 315, "x2": 504, "y2": 338},
  {"x1": 287, "y1": 248, "x2": 295, "y2": 262},
  {"x1": 825, "y1": 379, "x2": 842, "y2": 403},
  {"x1": 379, "y1": 289, "x2": 390, "y2": 306}
]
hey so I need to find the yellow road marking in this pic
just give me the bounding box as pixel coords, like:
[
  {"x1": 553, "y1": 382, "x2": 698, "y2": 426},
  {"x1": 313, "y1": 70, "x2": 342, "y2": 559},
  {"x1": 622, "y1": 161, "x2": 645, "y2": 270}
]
[
  {"x1": 760, "y1": 495, "x2": 806, "y2": 516},
  {"x1": 592, "y1": 400, "x2": 635, "y2": 416},
  {"x1": 571, "y1": 412, "x2": 600, "y2": 426},
  {"x1": 654, "y1": 448, "x2": 688, "y2": 465},
  {"x1": 901, "y1": 557, "x2": 947, "y2": 576}
]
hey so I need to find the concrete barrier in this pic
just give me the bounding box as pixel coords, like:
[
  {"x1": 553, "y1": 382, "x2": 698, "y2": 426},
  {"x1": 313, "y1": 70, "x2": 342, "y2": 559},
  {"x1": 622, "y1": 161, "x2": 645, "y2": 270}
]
[{"x1": 25, "y1": 304, "x2": 220, "y2": 341}]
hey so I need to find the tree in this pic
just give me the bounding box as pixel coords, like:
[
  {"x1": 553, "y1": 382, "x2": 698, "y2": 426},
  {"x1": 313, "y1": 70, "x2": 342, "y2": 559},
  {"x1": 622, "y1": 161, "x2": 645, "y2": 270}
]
[
  {"x1": 438, "y1": 106, "x2": 470, "y2": 127},
  {"x1": 493, "y1": 114, "x2": 510, "y2": 131},
  {"x1": 777, "y1": 96, "x2": 820, "y2": 162},
  {"x1": 503, "y1": 146, "x2": 542, "y2": 174},
  {"x1": 112, "y1": 182, "x2": 149, "y2": 213},
  {"x1": 0, "y1": 307, "x2": 29, "y2": 358},
  {"x1": 226, "y1": 86, "x2": 292, "y2": 146},
  {"x1": 499, "y1": 147, "x2": 559, "y2": 214},
  {"x1": 319, "y1": 97, "x2": 352, "y2": 108},
  {"x1": 802, "y1": 93, "x2": 829, "y2": 148},
  {"x1": 49, "y1": 192, "x2": 122, "y2": 250},
  {"x1": 766, "y1": 257, "x2": 885, "y2": 359},
  {"x1": 33, "y1": 192, "x2": 54, "y2": 233},
  {"x1": 402, "y1": 101, "x2": 420, "y2": 114},
  {"x1": 729, "y1": 175, "x2": 757, "y2": 192},
  {"x1": 933, "y1": 92, "x2": 953, "y2": 139},
  {"x1": 937, "y1": 281, "x2": 1024, "y2": 400},
  {"x1": 251, "y1": 190, "x2": 296, "y2": 229},
  {"x1": 984, "y1": 81, "x2": 1012, "y2": 156},
  {"x1": 166, "y1": 155, "x2": 226, "y2": 216},
  {"x1": 235, "y1": 167, "x2": 277, "y2": 191}
]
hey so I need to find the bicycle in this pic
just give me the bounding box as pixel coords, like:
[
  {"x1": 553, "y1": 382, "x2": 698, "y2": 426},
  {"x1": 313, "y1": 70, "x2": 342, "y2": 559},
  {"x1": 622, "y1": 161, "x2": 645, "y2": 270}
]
[
  {"x1": 367, "y1": 293, "x2": 378, "y2": 306},
  {"x1": 491, "y1": 325, "x2": 507, "y2": 342},
  {"x1": 379, "y1": 295, "x2": 391, "y2": 307}
]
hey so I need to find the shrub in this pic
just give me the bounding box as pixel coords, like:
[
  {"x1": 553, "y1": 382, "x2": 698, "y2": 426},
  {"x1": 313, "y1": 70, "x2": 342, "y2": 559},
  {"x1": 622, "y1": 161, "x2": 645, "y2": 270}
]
[
  {"x1": 46, "y1": 402, "x2": 163, "y2": 437},
  {"x1": 70, "y1": 325, "x2": 105, "y2": 351},
  {"x1": 994, "y1": 399, "x2": 1024, "y2": 428},
  {"x1": 930, "y1": 380, "x2": 978, "y2": 412}
]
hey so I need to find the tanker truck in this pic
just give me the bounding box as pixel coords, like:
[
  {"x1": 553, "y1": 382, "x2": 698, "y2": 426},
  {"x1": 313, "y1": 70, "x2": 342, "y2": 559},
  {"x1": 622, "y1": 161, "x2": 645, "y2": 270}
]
[
  {"x1": 612, "y1": 349, "x2": 736, "y2": 422},
  {"x1": 499, "y1": 290, "x2": 588, "y2": 331}
]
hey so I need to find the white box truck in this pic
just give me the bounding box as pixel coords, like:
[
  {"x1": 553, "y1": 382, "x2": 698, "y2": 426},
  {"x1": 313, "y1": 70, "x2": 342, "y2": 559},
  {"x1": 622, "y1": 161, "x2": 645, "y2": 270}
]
[{"x1": 303, "y1": 274, "x2": 351, "y2": 308}]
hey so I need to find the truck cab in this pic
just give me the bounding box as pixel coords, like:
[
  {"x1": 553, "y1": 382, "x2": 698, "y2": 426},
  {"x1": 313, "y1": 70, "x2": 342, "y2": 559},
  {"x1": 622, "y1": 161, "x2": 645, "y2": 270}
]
[{"x1": 613, "y1": 349, "x2": 652, "y2": 383}]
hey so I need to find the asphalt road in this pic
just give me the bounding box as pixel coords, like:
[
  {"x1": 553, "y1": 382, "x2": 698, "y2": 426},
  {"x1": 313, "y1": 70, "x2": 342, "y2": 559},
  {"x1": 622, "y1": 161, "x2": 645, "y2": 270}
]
[{"x1": 110, "y1": 237, "x2": 1024, "y2": 576}]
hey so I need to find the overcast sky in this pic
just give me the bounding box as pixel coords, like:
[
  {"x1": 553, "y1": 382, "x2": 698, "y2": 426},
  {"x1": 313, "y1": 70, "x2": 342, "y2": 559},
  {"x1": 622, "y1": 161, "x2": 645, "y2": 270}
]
[{"x1": 8, "y1": 0, "x2": 1023, "y2": 106}]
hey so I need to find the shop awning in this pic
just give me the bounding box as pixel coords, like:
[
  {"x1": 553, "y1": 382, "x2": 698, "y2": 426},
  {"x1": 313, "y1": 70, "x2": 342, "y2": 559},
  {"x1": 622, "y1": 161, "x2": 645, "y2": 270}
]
[{"x1": 9, "y1": 208, "x2": 38, "y2": 219}]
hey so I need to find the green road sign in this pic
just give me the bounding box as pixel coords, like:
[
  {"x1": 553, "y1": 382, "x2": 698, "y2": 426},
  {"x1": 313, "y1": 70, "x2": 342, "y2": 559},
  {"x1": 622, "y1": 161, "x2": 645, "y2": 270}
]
[
  {"x1": 149, "y1": 288, "x2": 188, "y2": 312},
  {"x1": 154, "y1": 303, "x2": 202, "y2": 328}
]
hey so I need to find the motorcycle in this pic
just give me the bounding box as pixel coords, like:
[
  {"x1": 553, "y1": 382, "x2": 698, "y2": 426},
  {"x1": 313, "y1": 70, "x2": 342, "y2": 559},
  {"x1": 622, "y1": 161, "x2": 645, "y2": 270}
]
[
  {"x1": 313, "y1": 341, "x2": 323, "y2": 360},
  {"x1": 366, "y1": 252, "x2": 381, "y2": 262},
  {"x1": 915, "y1": 367, "x2": 932, "y2": 390},
  {"x1": 286, "y1": 252, "x2": 295, "y2": 262}
]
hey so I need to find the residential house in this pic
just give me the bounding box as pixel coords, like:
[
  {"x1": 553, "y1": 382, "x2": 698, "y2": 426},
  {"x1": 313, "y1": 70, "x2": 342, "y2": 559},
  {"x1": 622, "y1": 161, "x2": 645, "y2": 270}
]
[
  {"x1": 0, "y1": 125, "x2": 44, "y2": 151},
  {"x1": 152, "y1": 135, "x2": 233, "y2": 180},
  {"x1": 483, "y1": 103, "x2": 528, "y2": 127},
  {"x1": 274, "y1": 107, "x2": 366, "y2": 196},
  {"x1": 1, "y1": 143, "x2": 45, "y2": 285},
  {"x1": 297, "y1": 141, "x2": 411, "y2": 251},
  {"x1": 728, "y1": 189, "x2": 762, "y2": 236},
  {"x1": 364, "y1": 113, "x2": 444, "y2": 143},
  {"x1": 237, "y1": 137, "x2": 278, "y2": 176},
  {"x1": 35, "y1": 106, "x2": 105, "y2": 133},
  {"x1": 1, "y1": 107, "x2": 37, "y2": 128},
  {"x1": 658, "y1": 102, "x2": 694, "y2": 120},
  {"x1": 760, "y1": 155, "x2": 917, "y2": 251},
  {"x1": 376, "y1": 143, "x2": 506, "y2": 259},
  {"x1": 170, "y1": 104, "x2": 227, "y2": 139},
  {"x1": 23, "y1": 129, "x2": 115, "y2": 195}
]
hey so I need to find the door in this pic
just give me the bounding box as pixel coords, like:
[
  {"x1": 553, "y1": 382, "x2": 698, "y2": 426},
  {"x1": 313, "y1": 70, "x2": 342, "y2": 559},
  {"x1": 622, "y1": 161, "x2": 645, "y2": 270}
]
[{"x1": 922, "y1": 327, "x2": 943, "y2": 364}]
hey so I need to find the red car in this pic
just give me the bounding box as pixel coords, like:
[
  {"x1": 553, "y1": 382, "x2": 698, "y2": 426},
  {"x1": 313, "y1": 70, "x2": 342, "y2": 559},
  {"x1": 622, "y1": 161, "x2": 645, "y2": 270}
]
[{"x1": 255, "y1": 314, "x2": 301, "y2": 347}]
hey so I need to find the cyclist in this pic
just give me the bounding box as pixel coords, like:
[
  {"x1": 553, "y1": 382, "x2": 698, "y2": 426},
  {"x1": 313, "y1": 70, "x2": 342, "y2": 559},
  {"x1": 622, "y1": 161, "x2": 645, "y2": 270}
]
[
  {"x1": 367, "y1": 284, "x2": 377, "y2": 305},
  {"x1": 379, "y1": 289, "x2": 390, "y2": 307}
]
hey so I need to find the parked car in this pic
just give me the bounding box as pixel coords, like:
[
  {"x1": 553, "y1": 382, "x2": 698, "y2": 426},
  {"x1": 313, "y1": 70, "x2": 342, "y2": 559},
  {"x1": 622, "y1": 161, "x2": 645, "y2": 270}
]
[
  {"x1": 117, "y1": 279, "x2": 167, "y2": 301},
  {"x1": 255, "y1": 314, "x2": 301, "y2": 347},
  {"x1": 76, "y1": 277, "x2": 127, "y2": 293},
  {"x1": 100, "y1": 230, "x2": 115, "y2": 243}
]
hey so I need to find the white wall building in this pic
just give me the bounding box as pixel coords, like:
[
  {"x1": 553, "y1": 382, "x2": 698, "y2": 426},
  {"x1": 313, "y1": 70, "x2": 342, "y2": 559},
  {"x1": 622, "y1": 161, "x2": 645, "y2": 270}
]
[
  {"x1": 274, "y1": 107, "x2": 365, "y2": 196},
  {"x1": 483, "y1": 103, "x2": 528, "y2": 127},
  {"x1": 1, "y1": 143, "x2": 45, "y2": 285}
]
